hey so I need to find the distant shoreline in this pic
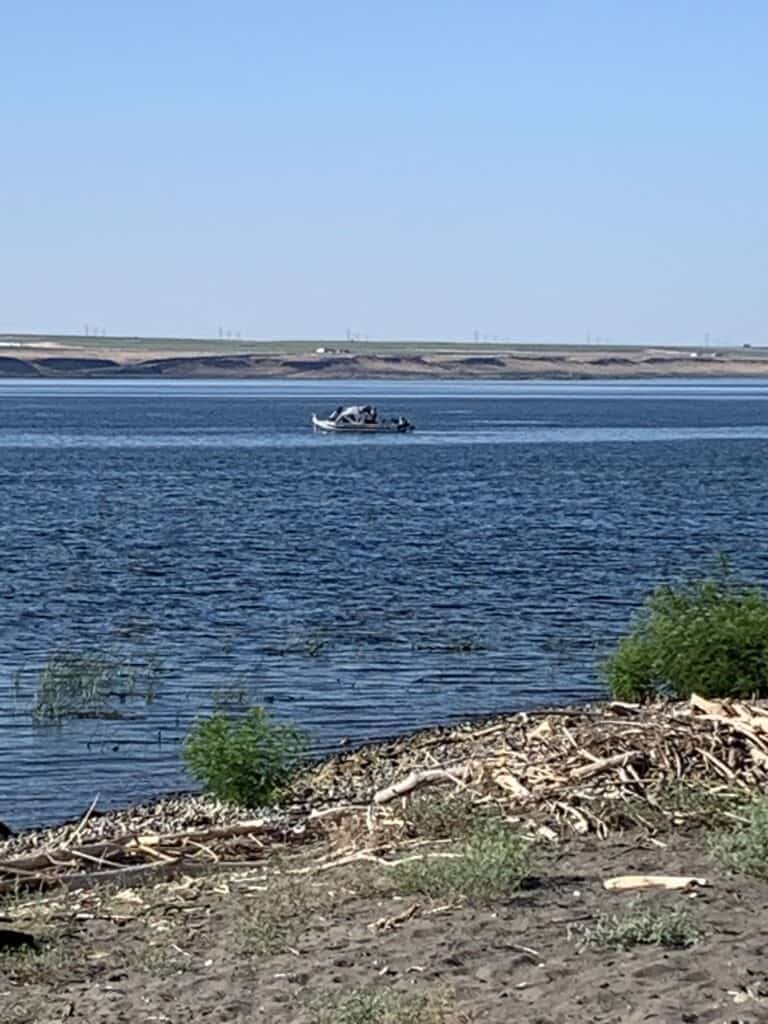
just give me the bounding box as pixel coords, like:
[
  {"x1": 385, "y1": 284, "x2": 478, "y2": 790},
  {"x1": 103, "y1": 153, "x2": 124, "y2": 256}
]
[{"x1": 2, "y1": 335, "x2": 768, "y2": 380}]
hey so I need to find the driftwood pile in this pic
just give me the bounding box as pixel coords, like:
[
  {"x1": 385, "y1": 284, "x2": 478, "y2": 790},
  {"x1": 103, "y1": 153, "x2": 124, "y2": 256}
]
[
  {"x1": 367, "y1": 693, "x2": 768, "y2": 837},
  {"x1": 2, "y1": 694, "x2": 767, "y2": 895},
  {"x1": 0, "y1": 816, "x2": 317, "y2": 896}
]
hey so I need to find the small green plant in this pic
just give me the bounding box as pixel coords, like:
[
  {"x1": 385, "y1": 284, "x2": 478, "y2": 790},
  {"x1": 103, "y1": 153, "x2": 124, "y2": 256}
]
[
  {"x1": 617, "y1": 783, "x2": 747, "y2": 832},
  {"x1": 0, "y1": 939, "x2": 73, "y2": 983},
  {"x1": 303, "y1": 633, "x2": 326, "y2": 657},
  {"x1": 602, "y1": 562, "x2": 768, "y2": 700},
  {"x1": 404, "y1": 792, "x2": 499, "y2": 840},
  {"x1": 392, "y1": 819, "x2": 533, "y2": 902},
  {"x1": 317, "y1": 989, "x2": 463, "y2": 1024},
  {"x1": 711, "y1": 796, "x2": 768, "y2": 878},
  {"x1": 183, "y1": 706, "x2": 308, "y2": 806},
  {"x1": 235, "y1": 879, "x2": 331, "y2": 956},
  {"x1": 138, "y1": 940, "x2": 190, "y2": 977},
  {"x1": 586, "y1": 902, "x2": 703, "y2": 950}
]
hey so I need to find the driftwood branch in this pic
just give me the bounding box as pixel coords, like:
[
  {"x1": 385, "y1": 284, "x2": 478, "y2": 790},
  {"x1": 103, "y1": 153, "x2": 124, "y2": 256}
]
[{"x1": 373, "y1": 767, "x2": 470, "y2": 805}]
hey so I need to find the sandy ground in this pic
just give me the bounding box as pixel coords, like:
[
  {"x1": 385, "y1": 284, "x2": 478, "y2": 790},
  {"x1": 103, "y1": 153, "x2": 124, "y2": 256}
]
[
  {"x1": 1, "y1": 336, "x2": 767, "y2": 379},
  {"x1": 3, "y1": 702, "x2": 768, "y2": 1022},
  {"x1": 2, "y1": 825, "x2": 767, "y2": 1024}
]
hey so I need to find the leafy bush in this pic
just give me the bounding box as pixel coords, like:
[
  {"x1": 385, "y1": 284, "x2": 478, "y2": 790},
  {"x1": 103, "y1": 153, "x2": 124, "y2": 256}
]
[
  {"x1": 393, "y1": 819, "x2": 533, "y2": 902},
  {"x1": 586, "y1": 901, "x2": 703, "y2": 950},
  {"x1": 602, "y1": 566, "x2": 768, "y2": 701},
  {"x1": 183, "y1": 706, "x2": 308, "y2": 806},
  {"x1": 711, "y1": 796, "x2": 768, "y2": 878}
]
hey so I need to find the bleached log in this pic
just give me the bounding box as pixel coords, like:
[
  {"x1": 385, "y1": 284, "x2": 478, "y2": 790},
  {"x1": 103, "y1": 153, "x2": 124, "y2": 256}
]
[
  {"x1": 603, "y1": 874, "x2": 708, "y2": 891},
  {"x1": 570, "y1": 751, "x2": 644, "y2": 781},
  {"x1": 373, "y1": 766, "x2": 470, "y2": 805}
]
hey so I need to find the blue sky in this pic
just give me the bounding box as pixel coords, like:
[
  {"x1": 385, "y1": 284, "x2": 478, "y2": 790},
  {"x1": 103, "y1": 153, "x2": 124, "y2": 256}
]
[{"x1": 1, "y1": 1, "x2": 765, "y2": 343}]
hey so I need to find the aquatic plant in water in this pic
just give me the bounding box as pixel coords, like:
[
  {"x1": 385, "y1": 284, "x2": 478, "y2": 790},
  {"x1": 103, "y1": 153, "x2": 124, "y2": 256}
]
[{"x1": 21, "y1": 650, "x2": 163, "y2": 722}]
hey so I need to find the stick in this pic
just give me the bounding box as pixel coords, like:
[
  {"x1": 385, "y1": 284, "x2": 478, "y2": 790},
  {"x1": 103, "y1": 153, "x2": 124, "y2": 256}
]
[
  {"x1": 373, "y1": 767, "x2": 470, "y2": 805},
  {"x1": 571, "y1": 751, "x2": 643, "y2": 781},
  {"x1": 66, "y1": 794, "x2": 100, "y2": 846}
]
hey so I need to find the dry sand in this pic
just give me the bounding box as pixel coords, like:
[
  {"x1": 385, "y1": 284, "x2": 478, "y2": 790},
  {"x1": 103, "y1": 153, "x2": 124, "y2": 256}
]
[{"x1": 1, "y1": 827, "x2": 766, "y2": 1024}]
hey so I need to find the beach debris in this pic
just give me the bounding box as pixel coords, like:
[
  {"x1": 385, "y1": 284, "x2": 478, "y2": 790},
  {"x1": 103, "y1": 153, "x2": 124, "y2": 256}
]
[
  {"x1": 0, "y1": 819, "x2": 316, "y2": 896},
  {"x1": 603, "y1": 875, "x2": 708, "y2": 892},
  {"x1": 369, "y1": 903, "x2": 421, "y2": 930},
  {"x1": 314, "y1": 693, "x2": 768, "y2": 840},
  {"x1": 4, "y1": 694, "x2": 768, "y2": 895}
]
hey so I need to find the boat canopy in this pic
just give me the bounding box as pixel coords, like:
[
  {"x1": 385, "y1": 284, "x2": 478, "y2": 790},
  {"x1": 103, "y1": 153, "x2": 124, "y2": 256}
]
[{"x1": 330, "y1": 404, "x2": 377, "y2": 424}]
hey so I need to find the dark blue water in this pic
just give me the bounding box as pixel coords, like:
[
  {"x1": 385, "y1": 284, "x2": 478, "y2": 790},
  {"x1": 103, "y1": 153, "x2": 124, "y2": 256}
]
[{"x1": 2, "y1": 378, "x2": 768, "y2": 829}]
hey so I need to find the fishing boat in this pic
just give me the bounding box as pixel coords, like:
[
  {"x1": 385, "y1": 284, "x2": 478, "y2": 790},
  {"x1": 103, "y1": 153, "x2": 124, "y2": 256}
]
[{"x1": 312, "y1": 404, "x2": 414, "y2": 433}]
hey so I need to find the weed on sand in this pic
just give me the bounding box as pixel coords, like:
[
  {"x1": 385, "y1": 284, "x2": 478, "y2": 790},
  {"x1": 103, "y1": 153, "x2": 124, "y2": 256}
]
[
  {"x1": 234, "y1": 878, "x2": 336, "y2": 956},
  {"x1": 315, "y1": 988, "x2": 469, "y2": 1024},
  {"x1": 619, "y1": 783, "x2": 749, "y2": 833},
  {"x1": 403, "y1": 792, "x2": 500, "y2": 841},
  {"x1": 391, "y1": 819, "x2": 534, "y2": 903},
  {"x1": 585, "y1": 902, "x2": 703, "y2": 950},
  {"x1": 711, "y1": 795, "x2": 768, "y2": 878},
  {"x1": 0, "y1": 939, "x2": 73, "y2": 984}
]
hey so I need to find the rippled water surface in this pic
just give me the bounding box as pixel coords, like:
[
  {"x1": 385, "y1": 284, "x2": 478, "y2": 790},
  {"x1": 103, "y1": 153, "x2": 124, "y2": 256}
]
[{"x1": 2, "y1": 378, "x2": 768, "y2": 827}]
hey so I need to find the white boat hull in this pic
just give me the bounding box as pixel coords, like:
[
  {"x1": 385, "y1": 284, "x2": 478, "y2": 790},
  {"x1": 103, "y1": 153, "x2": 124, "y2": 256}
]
[{"x1": 312, "y1": 414, "x2": 413, "y2": 433}]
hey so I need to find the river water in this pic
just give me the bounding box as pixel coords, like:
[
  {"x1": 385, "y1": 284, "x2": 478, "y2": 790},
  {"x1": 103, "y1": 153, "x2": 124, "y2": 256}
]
[{"x1": 2, "y1": 378, "x2": 767, "y2": 828}]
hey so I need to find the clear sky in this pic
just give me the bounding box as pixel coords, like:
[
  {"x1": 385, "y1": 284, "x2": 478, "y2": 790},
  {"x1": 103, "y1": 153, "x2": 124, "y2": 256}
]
[{"x1": 1, "y1": 1, "x2": 765, "y2": 344}]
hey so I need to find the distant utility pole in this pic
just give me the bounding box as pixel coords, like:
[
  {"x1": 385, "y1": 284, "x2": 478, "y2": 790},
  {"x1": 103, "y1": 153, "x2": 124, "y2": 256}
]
[{"x1": 84, "y1": 324, "x2": 89, "y2": 336}]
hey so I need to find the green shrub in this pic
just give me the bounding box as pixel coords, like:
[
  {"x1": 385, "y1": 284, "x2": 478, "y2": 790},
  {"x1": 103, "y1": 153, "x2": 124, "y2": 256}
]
[
  {"x1": 602, "y1": 566, "x2": 768, "y2": 701},
  {"x1": 182, "y1": 706, "x2": 308, "y2": 806},
  {"x1": 392, "y1": 819, "x2": 533, "y2": 902},
  {"x1": 586, "y1": 901, "x2": 703, "y2": 950},
  {"x1": 711, "y1": 796, "x2": 768, "y2": 878}
]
